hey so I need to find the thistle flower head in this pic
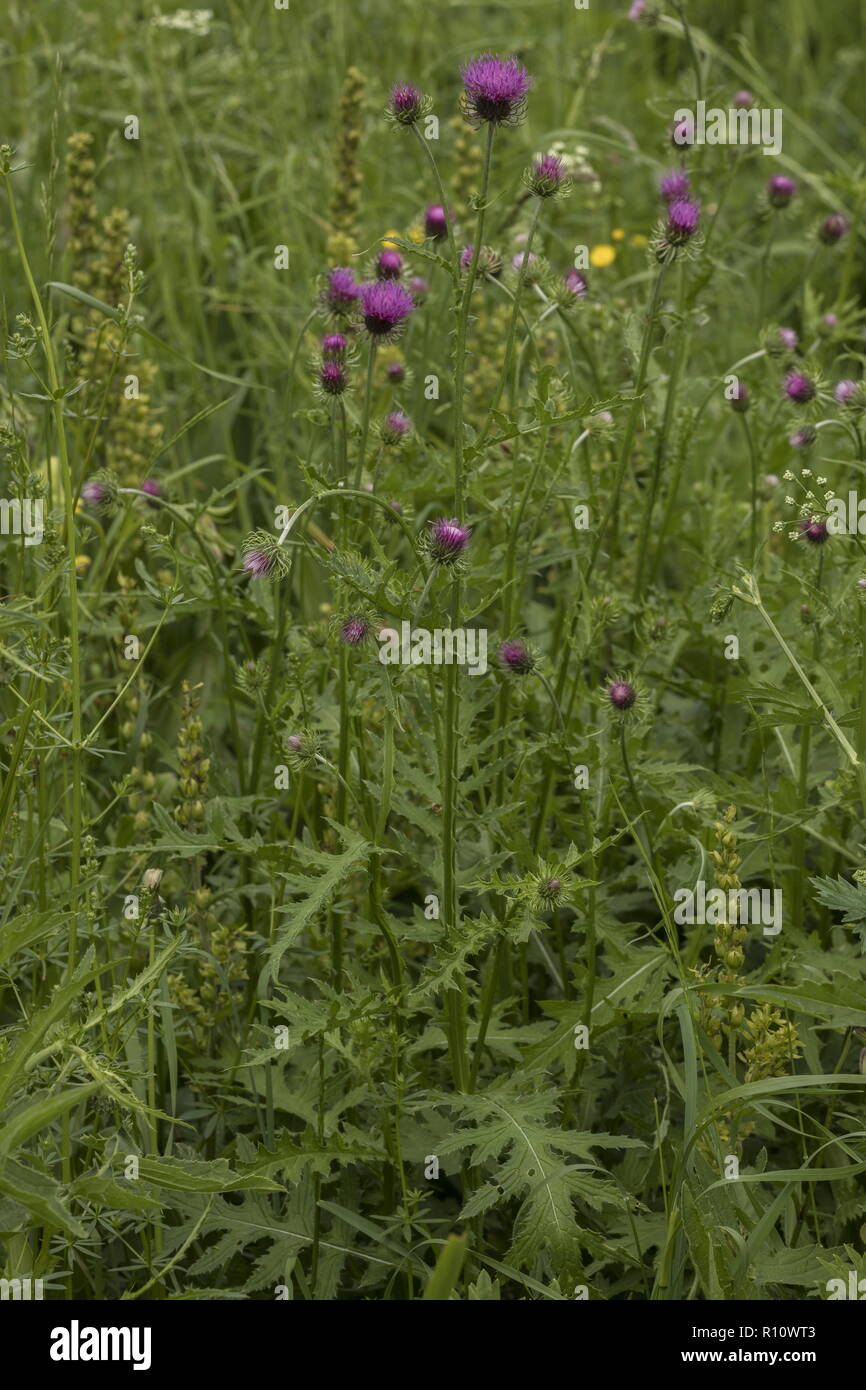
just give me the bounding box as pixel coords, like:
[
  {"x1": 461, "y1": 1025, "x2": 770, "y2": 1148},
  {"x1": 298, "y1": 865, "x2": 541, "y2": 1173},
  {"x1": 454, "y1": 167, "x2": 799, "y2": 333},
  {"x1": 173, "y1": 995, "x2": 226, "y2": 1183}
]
[
  {"x1": 789, "y1": 425, "x2": 816, "y2": 450},
  {"x1": 424, "y1": 204, "x2": 448, "y2": 239},
  {"x1": 729, "y1": 381, "x2": 750, "y2": 412},
  {"x1": 317, "y1": 358, "x2": 349, "y2": 396},
  {"x1": 666, "y1": 198, "x2": 701, "y2": 241},
  {"x1": 386, "y1": 360, "x2": 405, "y2": 384},
  {"x1": 381, "y1": 409, "x2": 411, "y2": 445},
  {"x1": 360, "y1": 279, "x2": 415, "y2": 340},
  {"x1": 339, "y1": 614, "x2": 373, "y2": 646},
  {"x1": 766, "y1": 174, "x2": 797, "y2": 208},
  {"x1": 835, "y1": 379, "x2": 861, "y2": 408},
  {"x1": 460, "y1": 244, "x2": 502, "y2": 277},
  {"x1": 386, "y1": 82, "x2": 429, "y2": 126},
  {"x1": 427, "y1": 516, "x2": 471, "y2": 565},
  {"x1": 322, "y1": 266, "x2": 361, "y2": 318},
  {"x1": 784, "y1": 370, "x2": 815, "y2": 404},
  {"x1": 525, "y1": 153, "x2": 571, "y2": 198},
  {"x1": 242, "y1": 548, "x2": 273, "y2": 578},
  {"x1": 409, "y1": 275, "x2": 429, "y2": 302},
  {"x1": 376, "y1": 248, "x2": 403, "y2": 280},
  {"x1": 321, "y1": 333, "x2": 348, "y2": 358},
  {"x1": 733, "y1": 89, "x2": 754, "y2": 107},
  {"x1": 81, "y1": 473, "x2": 117, "y2": 511},
  {"x1": 607, "y1": 679, "x2": 637, "y2": 711},
  {"x1": 460, "y1": 53, "x2": 533, "y2": 127},
  {"x1": 563, "y1": 268, "x2": 588, "y2": 300},
  {"x1": 819, "y1": 213, "x2": 849, "y2": 245},
  {"x1": 777, "y1": 326, "x2": 799, "y2": 353},
  {"x1": 140, "y1": 477, "x2": 161, "y2": 501},
  {"x1": 241, "y1": 529, "x2": 291, "y2": 581},
  {"x1": 659, "y1": 168, "x2": 689, "y2": 203},
  {"x1": 498, "y1": 639, "x2": 536, "y2": 675},
  {"x1": 284, "y1": 727, "x2": 324, "y2": 768},
  {"x1": 799, "y1": 516, "x2": 829, "y2": 545}
]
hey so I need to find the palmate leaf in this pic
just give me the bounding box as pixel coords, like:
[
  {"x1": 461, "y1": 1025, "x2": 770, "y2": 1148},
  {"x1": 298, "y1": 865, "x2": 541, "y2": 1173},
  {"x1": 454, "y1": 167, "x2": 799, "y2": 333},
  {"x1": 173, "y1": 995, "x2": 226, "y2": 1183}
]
[
  {"x1": 267, "y1": 822, "x2": 372, "y2": 981},
  {"x1": 438, "y1": 1078, "x2": 643, "y2": 1276}
]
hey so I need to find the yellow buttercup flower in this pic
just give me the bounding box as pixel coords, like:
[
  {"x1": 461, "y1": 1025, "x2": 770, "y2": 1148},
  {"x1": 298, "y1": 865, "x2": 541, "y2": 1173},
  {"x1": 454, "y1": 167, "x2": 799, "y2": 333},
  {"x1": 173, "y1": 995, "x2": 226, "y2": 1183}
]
[
  {"x1": 75, "y1": 554, "x2": 91, "y2": 574},
  {"x1": 611, "y1": 227, "x2": 625, "y2": 242},
  {"x1": 382, "y1": 229, "x2": 402, "y2": 249},
  {"x1": 590, "y1": 244, "x2": 616, "y2": 268}
]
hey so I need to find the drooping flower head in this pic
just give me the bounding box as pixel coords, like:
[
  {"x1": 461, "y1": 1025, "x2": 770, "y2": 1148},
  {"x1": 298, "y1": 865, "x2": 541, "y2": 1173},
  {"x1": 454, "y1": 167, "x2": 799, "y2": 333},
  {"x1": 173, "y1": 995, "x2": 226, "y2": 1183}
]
[
  {"x1": 360, "y1": 279, "x2": 415, "y2": 340},
  {"x1": 322, "y1": 266, "x2": 361, "y2": 318},
  {"x1": 729, "y1": 381, "x2": 750, "y2": 413},
  {"x1": 242, "y1": 530, "x2": 290, "y2": 582},
  {"x1": 427, "y1": 516, "x2": 471, "y2": 565},
  {"x1": 785, "y1": 371, "x2": 815, "y2": 404},
  {"x1": 525, "y1": 153, "x2": 571, "y2": 198},
  {"x1": 460, "y1": 53, "x2": 533, "y2": 127},
  {"x1": 660, "y1": 168, "x2": 690, "y2": 203},
  {"x1": 767, "y1": 174, "x2": 797, "y2": 209},
  {"x1": 819, "y1": 213, "x2": 849, "y2": 245},
  {"x1": 424, "y1": 204, "x2": 448, "y2": 239},
  {"x1": 387, "y1": 82, "x2": 426, "y2": 126},
  {"x1": 666, "y1": 198, "x2": 701, "y2": 242},
  {"x1": 376, "y1": 248, "x2": 403, "y2": 280},
  {"x1": 243, "y1": 548, "x2": 273, "y2": 579},
  {"x1": 498, "y1": 640, "x2": 535, "y2": 675}
]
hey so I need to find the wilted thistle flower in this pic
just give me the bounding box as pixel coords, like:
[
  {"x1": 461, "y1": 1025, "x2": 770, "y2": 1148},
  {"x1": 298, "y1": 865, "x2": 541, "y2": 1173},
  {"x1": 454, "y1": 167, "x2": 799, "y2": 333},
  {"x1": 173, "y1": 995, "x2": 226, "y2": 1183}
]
[
  {"x1": 729, "y1": 381, "x2": 750, "y2": 413},
  {"x1": 766, "y1": 174, "x2": 797, "y2": 208},
  {"x1": 339, "y1": 614, "x2": 373, "y2": 646},
  {"x1": 322, "y1": 332, "x2": 348, "y2": 358},
  {"x1": 380, "y1": 409, "x2": 411, "y2": 445},
  {"x1": 460, "y1": 53, "x2": 532, "y2": 128},
  {"x1": 360, "y1": 279, "x2": 415, "y2": 340},
  {"x1": 835, "y1": 379, "x2": 862, "y2": 408},
  {"x1": 819, "y1": 213, "x2": 849, "y2": 245},
  {"x1": 607, "y1": 679, "x2": 637, "y2": 711},
  {"x1": 322, "y1": 266, "x2": 361, "y2": 318},
  {"x1": 241, "y1": 530, "x2": 290, "y2": 581},
  {"x1": 424, "y1": 204, "x2": 448, "y2": 239},
  {"x1": 387, "y1": 81, "x2": 429, "y2": 127},
  {"x1": 524, "y1": 153, "x2": 571, "y2": 199},
  {"x1": 666, "y1": 198, "x2": 700, "y2": 242},
  {"x1": 784, "y1": 370, "x2": 815, "y2": 404},
  {"x1": 660, "y1": 168, "x2": 689, "y2": 203},
  {"x1": 376, "y1": 248, "x2": 403, "y2": 280},
  {"x1": 799, "y1": 516, "x2": 829, "y2": 545},
  {"x1": 317, "y1": 358, "x2": 349, "y2": 397},
  {"x1": 563, "y1": 268, "x2": 588, "y2": 301},
  {"x1": 498, "y1": 639, "x2": 536, "y2": 675},
  {"x1": 427, "y1": 516, "x2": 471, "y2": 565}
]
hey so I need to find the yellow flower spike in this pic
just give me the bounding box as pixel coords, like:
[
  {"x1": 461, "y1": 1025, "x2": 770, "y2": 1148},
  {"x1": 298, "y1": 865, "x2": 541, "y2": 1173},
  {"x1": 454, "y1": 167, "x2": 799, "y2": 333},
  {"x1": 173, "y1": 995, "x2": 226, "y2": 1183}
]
[
  {"x1": 611, "y1": 228, "x2": 625, "y2": 242},
  {"x1": 589, "y1": 244, "x2": 616, "y2": 268},
  {"x1": 75, "y1": 554, "x2": 91, "y2": 574}
]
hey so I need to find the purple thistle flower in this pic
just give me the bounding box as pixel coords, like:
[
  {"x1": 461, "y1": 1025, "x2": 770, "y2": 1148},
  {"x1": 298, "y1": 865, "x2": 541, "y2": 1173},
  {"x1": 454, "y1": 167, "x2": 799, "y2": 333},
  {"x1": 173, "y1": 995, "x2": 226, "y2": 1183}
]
[
  {"x1": 857, "y1": 578, "x2": 866, "y2": 592},
  {"x1": 140, "y1": 478, "x2": 161, "y2": 500},
  {"x1": 388, "y1": 82, "x2": 424, "y2": 125},
  {"x1": 660, "y1": 168, "x2": 689, "y2": 203},
  {"x1": 460, "y1": 52, "x2": 533, "y2": 128},
  {"x1": 340, "y1": 615, "x2": 372, "y2": 646},
  {"x1": 319, "y1": 359, "x2": 348, "y2": 396},
  {"x1": 799, "y1": 517, "x2": 829, "y2": 546},
  {"x1": 409, "y1": 275, "x2": 428, "y2": 302},
  {"x1": 323, "y1": 266, "x2": 361, "y2": 317},
  {"x1": 321, "y1": 333, "x2": 347, "y2": 358},
  {"x1": 608, "y1": 680, "x2": 637, "y2": 711},
  {"x1": 666, "y1": 198, "x2": 701, "y2": 241},
  {"x1": 428, "y1": 517, "x2": 471, "y2": 565},
  {"x1": 460, "y1": 244, "x2": 502, "y2": 278},
  {"x1": 286, "y1": 734, "x2": 302, "y2": 751},
  {"x1": 730, "y1": 381, "x2": 750, "y2": 413},
  {"x1": 243, "y1": 548, "x2": 273, "y2": 579},
  {"x1": 785, "y1": 371, "x2": 815, "y2": 404},
  {"x1": 386, "y1": 361, "x2": 405, "y2": 384},
  {"x1": 360, "y1": 280, "x2": 415, "y2": 340},
  {"x1": 819, "y1": 213, "x2": 849, "y2": 245},
  {"x1": 498, "y1": 640, "x2": 535, "y2": 675},
  {"x1": 382, "y1": 409, "x2": 411, "y2": 444},
  {"x1": 527, "y1": 153, "x2": 569, "y2": 198},
  {"x1": 81, "y1": 479, "x2": 108, "y2": 506},
  {"x1": 789, "y1": 425, "x2": 816, "y2": 450},
  {"x1": 388, "y1": 499, "x2": 403, "y2": 515},
  {"x1": 376, "y1": 249, "x2": 403, "y2": 280},
  {"x1": 733, "y1": 89, "x2": 754, "y2": 107},
  {"x1": 767, "y1": 174, "x2": 797, "y2": 208},
  {"x1": 835, "y1": 379, "x2": 861, "y2": 407},
  {"x1": 778, "y1": 327, "x2": 798, "y2": 352},
  {"x1": 629, "y1": 0, "x2": 647, "y2": 19},
  {"x1": 823, "y1": 313, "x2": 838, "y2": 330},
  {"x1": 424, "y1": 204, "x2": 448, "y2": 239},
  {"x1": 564, "y1": 268, "x2": 588, "y2": 299},
  {"x1": 511, "y1": 250, "x2": 538, "y2": 272}
]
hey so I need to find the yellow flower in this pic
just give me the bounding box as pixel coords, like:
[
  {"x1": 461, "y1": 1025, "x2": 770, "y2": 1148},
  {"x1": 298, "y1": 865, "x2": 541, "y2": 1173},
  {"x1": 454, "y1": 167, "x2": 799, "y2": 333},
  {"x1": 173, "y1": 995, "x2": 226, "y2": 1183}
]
[
  {"x1": 630, "y1": 233, "x2": 649, "y2": 249},
  {"x1": 382, "y1": 229, "x2": 402, "y2": 249},
  {"x1": 407, "y1": 223, "x2": 425, "y2": 244},
  {"x1": 75, "y1": 554, "x2": 91, "y2": 574},
  {"x1": 590, "y1": 244, "x2": 616, "y2": 268},
  {"x1": 611, "y1": 228, "x2": 625, "y2": 242}
]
